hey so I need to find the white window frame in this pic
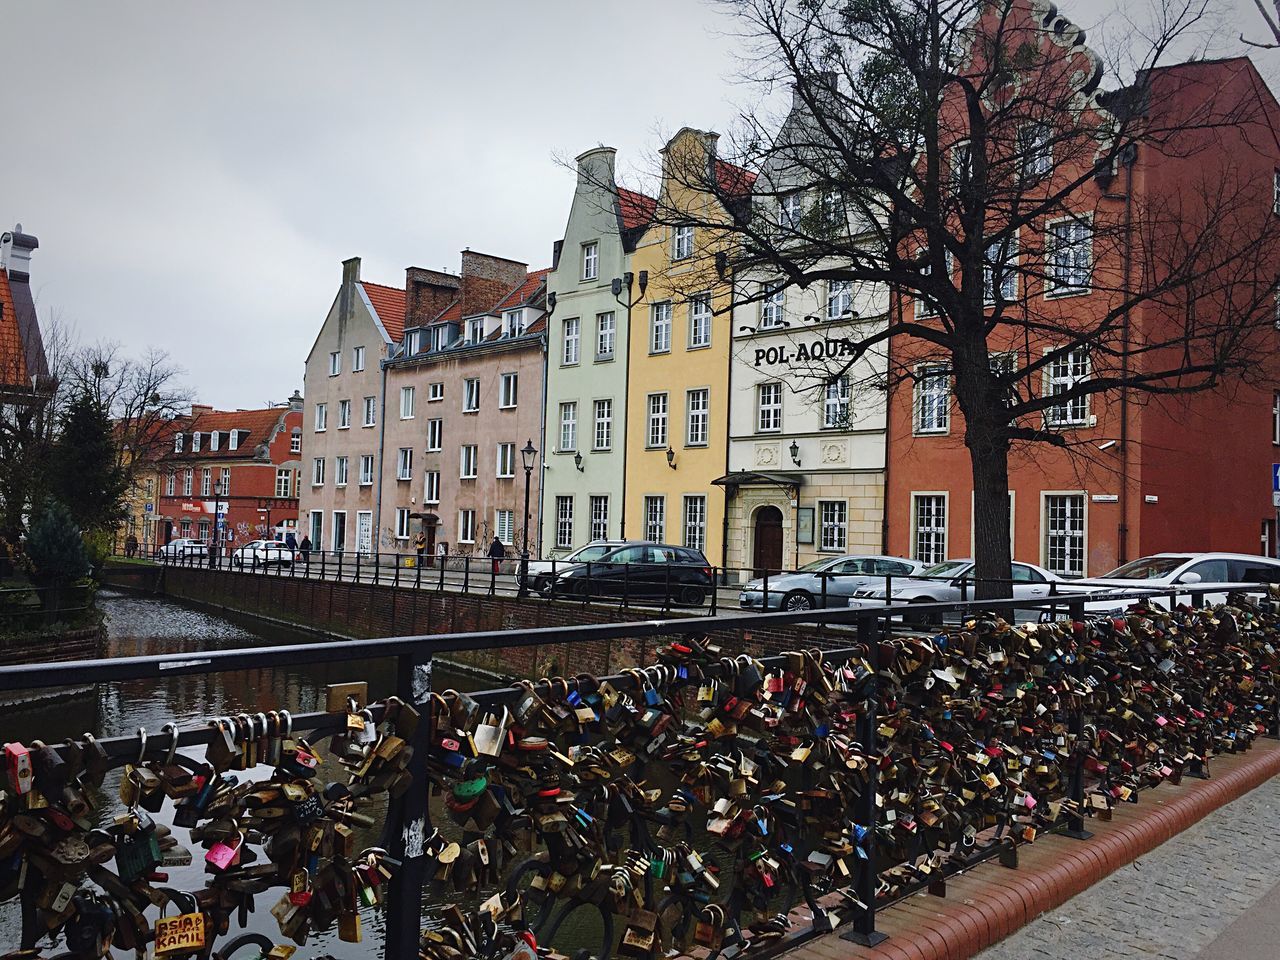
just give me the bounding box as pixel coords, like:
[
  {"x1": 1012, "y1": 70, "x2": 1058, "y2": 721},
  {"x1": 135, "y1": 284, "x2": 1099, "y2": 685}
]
[
  {"x1": 192, "y1": 432, "x2": 202, "y2": 452},
  {"x1": 688, "y1": 294, "x2": 712, "y2": 349},
  {"x1": 329, "y1": 351, "x2": 341, "y2": 376},
  {"x1": 593, "y1": 398, "x2": 612, "y2": 451},
  {"x1": 818, "y1": 499, "x2": 848, "y2": 552},
  {"x1": 359, "y1": 455, "x2": 375, "y2": 486},
  {"x1": 396, "y1": 447, "x2": 413, "y2": 481},
  {"x1": 911, "y1": 492, "x2": 948, "y2": 565},
  {"x1": 463, "y1": 378, "x2": 481, "y2": 413},
  {"x1": 555, "y1": 496, "x2": 574, "y2": 549},
  {"x1": 686, "y1": 388, "x2": 709, "y2": 446},
  {"x1": 334, "y1": 455, "x2": 349, "y2": 487},
  {"x1": 644, "y1": 495, "x2": 666, "y2": 543},
  {"x1": 581, "y1": 242, "x2": 598, "y2": 281},
  {"x1": 756, "y1": 382, "x2": 782, "y2": 433},
  {"x1": 330, "y1": 511, "x2": 346, "y2": 552},
  {"x1": 1274, "y1": 391, "x2": 1280, "y2": 446},
  {"x1": 650, "y1": 302, "x2": 672, "y2": 354},
  {"x1": 496, "y1": 509, "x2": 514, "y2": 545},
  {"x1": 984, "y1": 234, "x2": 1019, "y2": 304},
  {"x1": 779, "y1": 191, "x2": 803, "y2": 229},
  {"x1": 314, "y1": 403, "x2": 327, "y2": 432},
  {"x1": 427, "y1": 418, "x2": 443, "y2": 452},
  {"x1": 290, "y1": 430, "x2": 301, "y2": 453},
  {"x1": 505, "y1": 310, "x2": 525, "y2": 338},
  {"x1": 275, "y1": 468, "x2": 291, "y2": 498},
  {"x1": 1045, "y1": 215, "x2": 1093, "y2": 296},
  {"x1": 647, "y1": 392, "x2": 669, "y2": 448},
  {"x1": 1043, "y1": 347, "x2": 1090, "y2": 427},
  {"x1": 458, "y1": 509, "x2": 476, "y2": 545},
  {"x1": 589, "y1": 495, "x2": 609, "y2": 542},
  {"x1": 312, "y1": 458, "x2": 325, "y2": 487},
  {"x1": 400, "y1": 386, "x2": 415, "y2": 420},
  {"x1": 1041, "y1": 491, "x2": 1087, "y2": 578},
  {"x1": 826, "y1": 280, "x2": 853, "y2": 320},
  {"x1": 424, "y1": 470, "x2": 440, "y2": 503},
  {"x1": 823, "y1": 376, "x2": 850, "y2": 428},
  {"x1": 673, "y1": 224, "x2": 694, "y2": 260},
  {"x1": 913, "y1": 365, "x2": 950, "y2": 435},
  {"x1": 183, "y1": 469, "x2": 192, "y2": 496},
  {"x1": 460, "y1": 445, "x2": 478, "y2": 479},
  {"x1": 362, "y1": 396, "x2": 376, "y2": 427},
  {"x1": 395, "y1": 508, "x2": 411, "y2": 541},
  {"x1": 467, "y1": 317, "x2": 484, "y2": 344},
  {"x1": 428, "y1": 382, "x2": 444, "y2": 403},
  {"x1": 200, "y1": 468, "x2": 211, "y2": 497},
  {"x1": 174, "y1": 432, "x2": 184, "y2": 453},
  {"x1": 1022, "y1": 124, "x2": 1053, "y2": 178},
  {"x1": 352, "y1": 345, "x2": 365, "y2": 372},
  {"x1": 499, "y1": 372, "x2": 518, "y2": 409},
  {"x1": 760, "y1": 282, "x2": 785, "y2": 328},
  {"x1": 596, "y1": 311, "x2": 616, "y2": 361},
  {"x1": 563, "y1": 317, "x2": 581, "y2": 365},
  {"x1": 682, "y1": 495, "x2": 706, "y2": 552},
  {"x1": 559, "y1": 402, "x2": 577, "y2": 452},
  {"x1": 497, "y1": 442, "x2": 515, "y2": 478},
  {"x1": 166, "y1": 473, "x2": 176, "y2": 497},
  {"x1": 338, "y1": 399, "x2": 351, "y2": 429}
]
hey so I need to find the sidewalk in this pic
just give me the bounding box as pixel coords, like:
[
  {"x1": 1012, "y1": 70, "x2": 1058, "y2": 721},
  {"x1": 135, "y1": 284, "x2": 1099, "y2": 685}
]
[{"x1": 977, "y1": 766, "x2": 1280, "y2": 960}]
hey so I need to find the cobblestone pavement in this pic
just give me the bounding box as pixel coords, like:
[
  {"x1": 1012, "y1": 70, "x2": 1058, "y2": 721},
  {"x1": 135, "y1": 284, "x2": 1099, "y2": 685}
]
[{"x1": 978, "y1": 772, "x2": 1280, "y2": 960}]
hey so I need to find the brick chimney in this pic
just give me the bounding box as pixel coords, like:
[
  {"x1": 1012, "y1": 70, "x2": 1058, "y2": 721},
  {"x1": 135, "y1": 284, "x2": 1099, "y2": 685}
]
[
  {"x1": 405, "y1": 267, "x2": 461, "y2": 326},
  {"x1": 458, "y1": 250, "x2": 528, "y2": 318}
]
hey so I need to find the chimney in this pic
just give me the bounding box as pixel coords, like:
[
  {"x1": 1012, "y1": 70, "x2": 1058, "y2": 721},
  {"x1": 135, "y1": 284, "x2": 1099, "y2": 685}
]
[
  {"x1": 458, "y1": 250, "x2": 528, "y2": 318},
  {"x1": 2, "y1": 225, "x2": 37, "y2": 283},
  {"x1": 405, "y1": 267, "x2": 461, "y2": 326},
  {"x1": 342, "y1": 257, "x2": 361, "y2": 286},
  {"x1": 190, "y1": 404, "x2": 213, "y2": 419},
  {"x1": 552, "y1": 240, "x2": 564, "y2": 271},
  {"x1": 288, "y1": 390, "x2": 303, "y2": 411}
]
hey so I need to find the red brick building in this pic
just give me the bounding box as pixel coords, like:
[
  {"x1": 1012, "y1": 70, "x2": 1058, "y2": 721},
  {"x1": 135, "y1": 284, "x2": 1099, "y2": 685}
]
[
  {"x1": 154, "y1": 397, "x2": 303, "y2": 550},
  {"x1": 885, "y1": 52, "x2": 1280, "y2": 576}
]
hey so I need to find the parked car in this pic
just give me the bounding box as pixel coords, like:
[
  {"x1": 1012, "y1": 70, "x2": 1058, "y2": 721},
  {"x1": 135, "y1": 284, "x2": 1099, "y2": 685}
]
[
  {"x1": 850, "y1": 558, "x2": 1062, "y2": 624},
  {"x1": 154, "y1": 538, "x2": 208, "y2": 562},
  {"x1": 739, "y1": 555, "x2": 928, "y2": 610},
  {"x1": 521, "y1": 540, "x2": 636, "y2": 595},
  {"x1": 549, "y1": 543, "x2": 714, "y2": 606},
  {"x1": 232, "y1": 539, "x2": 297, "y2": 569},
  {"x1": 1054, "y1": 552, "x2": 1280, "y2": 613}
]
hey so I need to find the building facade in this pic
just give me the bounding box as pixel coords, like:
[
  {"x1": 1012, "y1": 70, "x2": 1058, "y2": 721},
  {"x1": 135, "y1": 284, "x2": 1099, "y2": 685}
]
[
  {"x1": 299, "y1": 258, "x2": 405, "y2": 554},
  {"x1": 156, "y1": 399, "x2": 303, "y2": 548},
  {"x1": 623, "y1": 128, "x2": 751, "y2": 565},
  {"x1": 539, "y1": 147, "x2": 654, "y2": 556}
]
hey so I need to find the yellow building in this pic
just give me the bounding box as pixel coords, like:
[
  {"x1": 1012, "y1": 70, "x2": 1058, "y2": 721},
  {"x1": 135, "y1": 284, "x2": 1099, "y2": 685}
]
[{"x1": 624, "y1": 128, "x2": 753, "y2": 571}]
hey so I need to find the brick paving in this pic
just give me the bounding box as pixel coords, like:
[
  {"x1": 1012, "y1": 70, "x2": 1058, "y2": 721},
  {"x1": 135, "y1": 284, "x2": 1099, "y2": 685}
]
[{"x1": 978, "y1": 768, "x2": 1280, "y2": 960}]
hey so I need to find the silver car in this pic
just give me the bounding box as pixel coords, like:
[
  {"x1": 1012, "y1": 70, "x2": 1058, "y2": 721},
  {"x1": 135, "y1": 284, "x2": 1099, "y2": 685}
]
[
  {"x1": 739, "y1": 555, "x2": 927, "y2": 610},
  {"x1": 1055, "y1": 552, "x2": 1280, "y2": 613},
  {"x1": 852, "y1": 558, "x2": 1061, "y2": 623}
]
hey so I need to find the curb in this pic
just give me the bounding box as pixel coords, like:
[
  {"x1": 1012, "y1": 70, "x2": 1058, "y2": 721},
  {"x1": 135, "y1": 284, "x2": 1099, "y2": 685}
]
[{"x1": 783, "y1": 740, "x2": 1280, "y2": 960}]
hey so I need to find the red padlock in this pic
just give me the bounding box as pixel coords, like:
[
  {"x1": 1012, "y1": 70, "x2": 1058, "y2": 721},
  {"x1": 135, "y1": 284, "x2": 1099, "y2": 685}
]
[{"x1": 5, "y1": 743, "x2": 32, "y2": 796}]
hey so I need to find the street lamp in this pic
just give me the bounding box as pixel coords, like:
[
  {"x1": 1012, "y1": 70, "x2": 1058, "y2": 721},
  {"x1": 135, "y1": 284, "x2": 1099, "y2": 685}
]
[
  {"x1": 209, "y1": 480, "x2": 223, "y2": 568},
  {"x1": 789, "y1": 440, "x2": 802, "y2": 467},
  {"x1": 518, "y1": 439, "x2": 538, "y2": 598}
]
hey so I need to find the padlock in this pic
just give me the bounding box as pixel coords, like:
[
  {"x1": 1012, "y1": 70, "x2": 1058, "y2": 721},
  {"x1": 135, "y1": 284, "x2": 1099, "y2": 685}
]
[
  {"x1": 5, "y1": 743, "x2": 33, "y2": 795},
  {"x1": 205, "y1": 826, "x2": 245, "y2": 871}
]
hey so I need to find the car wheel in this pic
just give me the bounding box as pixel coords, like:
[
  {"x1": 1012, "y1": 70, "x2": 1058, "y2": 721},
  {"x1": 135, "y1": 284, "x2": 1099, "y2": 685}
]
[
  {"x1": 679, "y1": 585, "x2": 706, "y2": 607},
  {"x1": 534, "y1": 577, "x2": 551, "y2": 597},
  {"x1": 782, "y1": 590, "x2": 814, "y2": 611},
  {"x1": 905, "y1": 598, "x2": 935, "y2": 627},
  {"x1": 572, "y1": 579, "x2": 591, "y2": 600}
]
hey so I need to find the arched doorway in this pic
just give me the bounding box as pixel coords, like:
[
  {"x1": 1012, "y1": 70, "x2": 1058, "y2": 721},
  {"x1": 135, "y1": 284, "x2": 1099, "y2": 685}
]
[{"x1": 752, "y1": 505, "x2": 784, "y2": 577}]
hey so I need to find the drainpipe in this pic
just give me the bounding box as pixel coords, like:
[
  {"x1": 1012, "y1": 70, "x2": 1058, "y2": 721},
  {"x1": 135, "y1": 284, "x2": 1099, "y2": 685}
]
[
  {"x1": 619, "y1": 294, "x2": 634, "y2": 539},
  {"x1": 721, "y1": 266, "x2": 735, "y2": 583},
  {"x1": 880, "y1": 293, "x2": 897, "y2": 555},
  {"x1": 375, "y1": 356, "x2": 390, "y2": 545},
  {"x1": 537, "y1": 330, "x2": 549, "y2": 558},
  {"x1": 1118, "y1": 146, "x2": 1136, "y2": 564}
]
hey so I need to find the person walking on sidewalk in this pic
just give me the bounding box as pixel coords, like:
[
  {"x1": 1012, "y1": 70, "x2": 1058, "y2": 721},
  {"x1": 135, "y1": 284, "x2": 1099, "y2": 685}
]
[
  {"x1": 414, "y1": 531, "x2": 427, "y2": 565},
  {"x1": 299, "y1": 535, "x2": 312, "y2": 572},
  {"x1": 487, "y1": 535, "x2": 505, "y2": 595}
]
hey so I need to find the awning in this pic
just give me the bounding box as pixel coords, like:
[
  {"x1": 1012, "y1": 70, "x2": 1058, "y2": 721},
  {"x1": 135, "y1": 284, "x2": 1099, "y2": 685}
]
[{"x1": 712, "y1": 471, "x2": 804, "y2": 492}]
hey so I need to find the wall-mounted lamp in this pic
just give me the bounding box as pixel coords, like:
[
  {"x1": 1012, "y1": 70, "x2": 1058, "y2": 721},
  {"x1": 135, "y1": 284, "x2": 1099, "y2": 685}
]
[
  {"x1": 715, "y1": 250, "x2": 728, "y2": 280},
  {"x1": 789, "y1": 440, "x2": 802, "y2": 467},
  {"x1": 611, "y1": 271, "x2": 648, "y2": 309},
  {"x1": 666, "y1": 446, "x2": 677, "y2": 470},
  {"x1": 546, "y1": 291, "x2": 557, "y2": 316},
  {"x1": 574, "y1": 451, "x2": 584, "y2": 472}
]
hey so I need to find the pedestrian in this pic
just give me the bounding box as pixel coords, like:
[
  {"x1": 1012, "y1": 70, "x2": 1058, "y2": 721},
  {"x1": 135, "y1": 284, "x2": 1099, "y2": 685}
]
[
  {"x1": 488, "y1": 535, "x2": 506, "y2": 576},
  {"x1": 414, "y1": 531, "x2": 427, "y2": 565},
  {"x1": 125, "y1": 534, "x2": 138, "y2": 559},
  {"x1": 285, "y1": 531, "x2": 297, "y2": 551},
  {"x1": 300, "y1": 535, "x2": 312, "y2": 570}
]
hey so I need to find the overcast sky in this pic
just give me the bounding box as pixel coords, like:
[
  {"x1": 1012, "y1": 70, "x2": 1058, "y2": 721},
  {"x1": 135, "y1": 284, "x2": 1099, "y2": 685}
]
[{"x1": 6, "y1": 0, "x2": 1272, "y2": 410}]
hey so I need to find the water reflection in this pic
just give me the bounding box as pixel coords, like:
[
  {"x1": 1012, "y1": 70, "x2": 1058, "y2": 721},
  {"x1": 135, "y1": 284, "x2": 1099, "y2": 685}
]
[{"x1": 0, "y1": 590, "x2": 477, "y2": 958}]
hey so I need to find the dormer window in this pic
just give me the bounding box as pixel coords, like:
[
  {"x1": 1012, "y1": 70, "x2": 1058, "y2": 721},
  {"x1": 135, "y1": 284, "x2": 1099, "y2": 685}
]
[
  {"x1": 174, "y1": 432, "x2": 184, "y2": 453},
  {"x1": 505, "y1": 310, "x2": 525, "y2": 337},
  {"x1": 192, "y1": 432, "x2": 202, "y2": 452},
  {"x1": 431, "y1": 326, "x2": 451, "y2": 351},
  {"x1": 467, "y1": 317, "x2": 484, "y2": 343},
  {"x1": 210, "y1": 431, "x2": 221, "y2": 451},
  {"x1": 230, "y1": 430, "x2": 241, "y2": 451},
  {"x1": 406, "y1": 329, "x2": 425, "y2": 354}
]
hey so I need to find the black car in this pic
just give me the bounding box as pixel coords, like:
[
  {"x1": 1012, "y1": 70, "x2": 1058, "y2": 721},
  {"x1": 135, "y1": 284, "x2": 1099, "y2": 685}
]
[{"x1": 548, "y1": 543, "x2": 714, "y2": 606}]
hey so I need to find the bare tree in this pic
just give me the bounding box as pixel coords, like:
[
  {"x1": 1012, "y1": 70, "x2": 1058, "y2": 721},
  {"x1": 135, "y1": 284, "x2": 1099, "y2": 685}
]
[{"x1": 620, "y1": 0, "x2": 1280, "y2": 596}]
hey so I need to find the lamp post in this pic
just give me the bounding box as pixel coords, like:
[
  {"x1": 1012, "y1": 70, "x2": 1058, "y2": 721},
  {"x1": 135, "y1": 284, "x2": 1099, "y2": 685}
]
[
  {"x1": 518, "y1": 439, "x2": 537, "y2": 598},
  {"x1": 210, "y1": 480, "x2": 223, "y2": 568}
]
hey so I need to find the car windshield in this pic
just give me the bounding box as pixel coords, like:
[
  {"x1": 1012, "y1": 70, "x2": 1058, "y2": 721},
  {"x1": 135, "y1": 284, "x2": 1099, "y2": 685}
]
[
  {"x1": 569, "y1": 545, "x2": 614, "y2": 563},
  {"x1": 920, "y1": 560, "x2": 971, "y2": 578},
  {"x1": 1097, "y1": 557, "x2": 1191, "y2": 580}
]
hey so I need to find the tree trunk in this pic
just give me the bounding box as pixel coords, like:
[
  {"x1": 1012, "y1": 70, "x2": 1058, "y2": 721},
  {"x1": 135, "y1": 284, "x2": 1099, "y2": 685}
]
[{"x1": 968, "y1": 430, "x2": 1014, "y2": 600}]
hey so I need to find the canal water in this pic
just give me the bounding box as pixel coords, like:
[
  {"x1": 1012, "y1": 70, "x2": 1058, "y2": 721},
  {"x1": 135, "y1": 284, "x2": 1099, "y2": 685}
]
[{"x1": 0, "y1": 589, "x2": 505, "y2": 958}]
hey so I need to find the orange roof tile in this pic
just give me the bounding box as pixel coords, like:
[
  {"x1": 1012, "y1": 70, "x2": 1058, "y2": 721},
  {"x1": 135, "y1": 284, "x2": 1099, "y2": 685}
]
[
  {"x1": 165, "y1": 407, "x2": 294, "y2": 461},
  {"x1": 618, "y1": 188, "x2": 657, "y2": 231},
  {"x1": 715, "y1": 159, "x2": 757, "y2": 196},
  {"x1": 360, "y1": 281, "x2": 406, "y2": 342},
  {"x1": 0, "y1": 270, "x2": 25, "y2": 389},
  {"x1": 492, "y1": 268, "x2": 550, "y2": 313}
]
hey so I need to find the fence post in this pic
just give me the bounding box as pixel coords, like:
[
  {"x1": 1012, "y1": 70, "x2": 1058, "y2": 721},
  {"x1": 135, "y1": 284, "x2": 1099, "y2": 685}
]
[
  {"x1": 664, "y1": 563, "x2": 672, "y2": 614},
  {"x1": 463, "y1": 556, "x2": 471, "y2": 594},
  {"x1": 438, "y1": 555, "x2": 446, "y2": 593},
  {"x1": 337, "y1": 551, "x2": 343, "y2": 583},
  {"x1": 843, "y1": 610, "x2": 887, "y2": 947},
  {"x1": 710, "y1": 568, "x2": 718, "y2": 617},
  {"x1": 383, "y1": 652, "x2": 432, "y2": 960}
]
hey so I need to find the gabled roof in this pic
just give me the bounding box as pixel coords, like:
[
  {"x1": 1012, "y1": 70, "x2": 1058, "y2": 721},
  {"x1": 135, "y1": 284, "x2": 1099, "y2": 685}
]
[
  {"x1": 492, "y1": 268, "x2": 551, "y2": 313},
  {"x1": 166, "y1": 406, "x2": 296, "y2": 461},
  {"x1": 359, "y1": 281, "x2": 406, "y2": 343},
  {"x1": 618, "y1": 188, "x2": 657, "y2": 231},
  {"x1": 0, "y1": 270, "x2": 25, "y2": 390},
  {"x1": 715, "y1": 158, "x2": 757, "y2": 197}
]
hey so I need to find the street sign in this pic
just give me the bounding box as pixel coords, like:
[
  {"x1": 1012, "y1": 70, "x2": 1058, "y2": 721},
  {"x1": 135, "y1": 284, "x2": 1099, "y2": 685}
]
[
  {"x1": 144, "y1": 504, "x2": 153, "y2": 513},
  {"x1": 1273, "y1": 465, "x2": 1280, "y2": 507}
]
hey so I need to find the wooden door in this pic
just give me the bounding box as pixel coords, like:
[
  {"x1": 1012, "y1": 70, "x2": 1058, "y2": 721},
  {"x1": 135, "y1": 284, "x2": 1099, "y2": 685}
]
[{"x1": 752, "y1": 506, "x2": 784, "y2": 577}]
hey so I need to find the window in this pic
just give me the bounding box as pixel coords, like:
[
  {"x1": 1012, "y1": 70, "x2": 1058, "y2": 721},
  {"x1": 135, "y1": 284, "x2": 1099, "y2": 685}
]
[
  {"x1": 559, "y1": 402, "x2": 577, "y2": 451},
  {"x1": 593, "y1": 398, "x2": 612, "y2": 450},
  {"x1": 497, "y1": 442, "x2": 515, "y2": 478},
  {"x1": 338, "y1": 399, "x2": 351, "y2": 429},
  {"x1": 230, "y1": 431, "x2": 241, "y2": 451},
  {"x1": 335, "y1": 456, "x2": 349, "y2": 486},
  {"x1": 427, "y1": 419, "x2": 443, "y2": 451},
  {"x1": 463, "y1": 378, "x2": 480, "y2": 413},
  {"x1": 496, "y1": 510, "x2": 514, "y2": 545},
  {"x1": 555, "y1": 496, "x2": 574, "y2": 549},
  {"x1": 407, "y1": 329, "x2": 425, "y2": 354},
  {"x1": 563, "y1": 317, "x2": 581, "y2": 365},
  {"x1": 312, "y1": 458, "x2": 325, "y2": 486},
  {"x1": 1046, "y1": 218, "x2": 1092, "y2": 293},
  {"x1": 582, "y1": 242, "x2": 598, "y2": 281},
  {"x1": 913, "y1": 495, "x2": 947, "y2": 564},
  {"x1": 689, "y1": 294, "x2": 712, "y2": 348},
  {"x1": 823, "y1": 376, "x2": 850, "y2": 428},
  {"x1": 467, "y1": 317, "x2": 484, "y2": 344},
  {"x1": 166, "y1": 474, "x2": 175, "y2": 497},
  {"x1": 428, "y1": 382, "x2": 444, "y2": 403},
  {"x1": 500, "y1": 373, "x2": 518, "y2": 408},
  {"x1": 174, "y1": 432, "x2": 184, "y2": 453},
  {"x1": 951, "y1": 140, "x2": 973, "y2": 189},
  {"x1": 819, "y1": 189, "x2": 846, "y2": 229},
  {"x1": 596, "y1": 312, "x2": 616, "y2": 360},
  {"x1": 686, "y1": 389, "x2": 709, "y2": 446},
  {"x1": 757, "y1": 382, "x2": 782, "y2": 432},
  {"x1": 400, "y1": 386, "x2": 415, "y2": 419},
  {"x1": 210, "y1": 431, "x2": 220, "y2": 452},
  {"x1": 819, "y1": 500, "x2": 848, "y2": 552},
  {"x1": 650, "y1": 302, "x2": 672, "y2": 354},
  {"x1": 220, "y1": 467, "x2": 230, "y2": 496},
  {"x1": 460, "y1": 445, "x2": 477, "y2": 479},
  {"x1": 673, "y1": 224, "x2": 694, "y2": 260},
  {"x1": 644, "y1": 496, "x2": 666, "y2": 542},
  {"x1": 397, "y1": 447, "x2": 413, "y2": 481},
  {"x1": 424, "y1": 470, "x2": 440, "y2": 503},
  {"x1": 363, "y1": 396, "x2": 376, "y2": 427},
  {"x1": 183, "y1": 469, "x2": 192, "y2": 496},
  {"x1": 505, "y1": 310, "x2": 525, "y2": 337},
  {"x1": 647, "y1": 393, "x2": 669, "y2": 448},
  {"x1": 914, "y1": 366, "x2": 950, "y2": 434},
  {"x1": 201, "y1": 468, "x2": 211, "y2": 497},
  {"x1": 329, "y1": 351, "x2": 341, "y2": 376},
  {"x1": 395, "y1": 508, "x2": 411, "y2": 540},
  {"x1": 984, "y1": 236, "x2": 1019, "y2": 303},
  {"x1": 145, "y1": 478, "x2": 154, "y2": 498},
  {"x1": 352, "y1": 345, "x2": 365, "y2": 372},
  {"x1": 360, "y1": 455, "x2": 375, "y2": 486},
  {"x1": 1044, "y1": 494, "x2": 1086, "y2": 577},
  {"x1": 430, "y1": 326, "x2": 451, "y2": 352},
  {"x1": 1021, "y1": 125, "x2": 1053, "y2": 178},
  {"x1": 1274, "y1": 170, "x2": 1280, "y2": 216},
  {"x1": 760, "y1": 283, "x2": 785, "y2": 328},
  {"x1": 199, "y1": 519, "x2": 210, "y2": 542},
  {"x1": 826, "y1": 280, "x2": 853, "y2": 320},
  {"x1": 290, "y1": 429, "x2": 301, "y2": 453},
  {"x1": 683, "y1": 495, "x2": 706, "y2": 552},
  {"x1": 314, "y1": 403, "x2": 327, "y2": 432},
  {"x1": 192, "y1": 432, "x2": 202, "y2": 452},
  {"x1": 180, "y1": 520, "x2": 191, "y2": 538},
  {"x1": 1274, "y1": 392, "x2": 1280, "y2": 445},
  {"x1": 779, "y1": 191, "x2": 803, "y2": 229},
  {"x1": 590, "y1": 495, "x2": 609, "y2": 542},
  {"x1": 310, "y1": 511, "x2": 323, "y2": 546},
  {"x1": 1045, "y1": 347, "x2": 1090, "y2": 427}
]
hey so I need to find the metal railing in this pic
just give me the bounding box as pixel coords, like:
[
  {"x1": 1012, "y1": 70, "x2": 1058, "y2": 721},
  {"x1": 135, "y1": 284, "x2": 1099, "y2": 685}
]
[
  {"x1": 4, "y1": 582, "x2": 1274, "y2": 958},
  {"x1": 0, "y1": 583, "x2": 96, "y2": 632}
]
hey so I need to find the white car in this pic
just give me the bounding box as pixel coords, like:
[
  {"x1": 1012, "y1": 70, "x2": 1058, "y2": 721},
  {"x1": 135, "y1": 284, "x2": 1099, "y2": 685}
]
[
  {"x1": 1055, "y1": 552, "x2": 1280, "y2": 613},
  {"x1": 232, "y1": 540, "x2": 298, "y2": 569},
  {"x1": 520, "y1": 540, "x2": 636, "y2": 594},
  {"x1": 850, "y1": 558, "x2": 1063, "y2": 624},
  {"x1": 154, "y1": 538, "x2": 208, "y2": 561}
]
